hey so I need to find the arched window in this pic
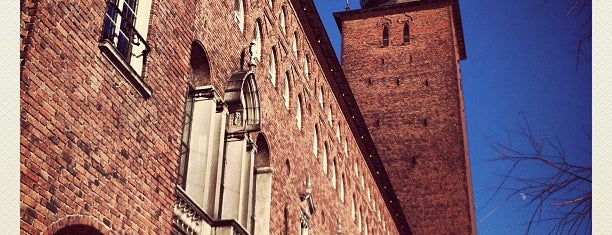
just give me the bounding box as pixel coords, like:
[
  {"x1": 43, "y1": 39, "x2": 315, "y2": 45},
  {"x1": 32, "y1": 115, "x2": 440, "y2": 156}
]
[
  {"x1": 279, "y1": 8, "x2": 286, "y2": 35},
  {"x1": 335, "y1": 122, "x2": 341, "y2": 142},
  {"x1": 235, "y1": 0, "x2": 244, "y2": 32},
  {"x1": 303, "y1": 55, "x2": 309, "y2": 80},
  {"x1": 322, "y1": 142, "x2": 328, "y2": 174},
  {"x1": 296, "y1": 94, "x2": 302, "y2": 128},
  {"x1": 292, "y1": 32, "x2": 298, "y2": 57},
  {"x1": 269, "y1": 47, "x2": 277, "y2": 86},
  {"x1": 351, "y1": 194, "x2": 356, "y2": 221},
  {"x1": 331, "y1": 158, "x2": 337, "y2": 188},
  {"x1": 267, "y1": 0, "x2": 273, "y2": 8},
  {"x1": 327, "y1": 105, "x2": 333, "y2": 126},
  {"x1": 252, "y1": 21, "x2": 262, "y2": 62},
  {"x1": 283, "y1": 72, "x2": 290, "y2": 108},
  {"x1": 403, "y1": 23, "x2": 410, "y2": 43},
  {"x1": 253, "y1": 134, "x2": 273, "y2": 234},
  {"x1": 313, "y1": 124, "x2": 318, "y2": 157},
  {"x1": 382, "y1": 25, "x2": 389, "y2": 47},
  {"x1": 318, "y1": 86, "x2": 324, "y2": 109},
  {"x1": 343, "y1": 138, "x2": 348, "y2": 157},
  {"x1": 340, "y1": 174, "x2": 345, "y2": 202}
]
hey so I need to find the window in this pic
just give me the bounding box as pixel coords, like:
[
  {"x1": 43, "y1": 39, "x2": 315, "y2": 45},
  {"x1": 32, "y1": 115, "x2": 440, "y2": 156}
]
[
  {"x1": 327, "y1": 105, "x2": 333, "y2": 126},
  {"x1": 100, "y1": 0, "x2": 152, "y2": 97},
  {"x1": 313, "y1": 125, "x2": 318, "y2": 157},
  {"x1": 340, "y1": 174, "x2": 345, "y2": 202},
  {"x1": 296, "y1": 94, "x2": 302, "y2": 128},
  {"x1": 317, "y1": 86, "x2": 324, "y2": 109},
  {"x1": 235, "y1": 0, "x2": 244, "y2": 32},
  {"x1": 292, "y1": 32, "x2": 298, "y2": 57},
  {"x1": 252, "y1": 21, "x2": 262, "y2": 62},
  {"x1": 331, "y1": 158, "x2": 337, "y2": 188},
  {"x1": 322, "y1": 142, "x2": 328, "y2": 174},
  {"x1": 279, "y1": 8, "x2": 286, "y2": 35},
  {"x1": 382, "y1": 25, "x2": 389, "y2": 47},
  {"x1": 335, "y1": 122, "x2": 341, "y2": 142},
  {"x1": 269, "y1": 47, "x2": 277, "y2": 86},
  {"x1": 267, "y1": 0, "x2": 273, "y2": 8},
  {"x1": 343, "y1": 138, "x2": 348, "y2": 157},
  {"x1": 403, "y1": 23, "x2": 410, "y2": 43},
  {"x1": 351, "y1": 194, "x2": 356, "y2": 221},
  {"x1": 283, "y1": 72, "x2": 290, "y2": 108},
  {"x1": 303, "y1": 55, "x2": 309, "y2": 80}
]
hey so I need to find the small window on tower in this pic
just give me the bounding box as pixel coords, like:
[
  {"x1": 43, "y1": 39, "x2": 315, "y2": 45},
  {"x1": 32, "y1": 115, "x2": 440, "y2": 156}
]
[
  {"x1": 382, "y1": 25, "x2": 389, "y2": 47},
  {"x1": 403, "y1": 23, "x2": 410, "y2": 43}
]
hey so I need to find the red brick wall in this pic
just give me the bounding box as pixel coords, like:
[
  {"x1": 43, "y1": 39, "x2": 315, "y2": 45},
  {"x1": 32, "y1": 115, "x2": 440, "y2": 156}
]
[
  {"x1": 20, "y1": 0, "x2": 402, "y2": 234},
  {"x1": 20, "y1": 0, "x2": 196, "y2": 233},
  {"x1": 340, "y1": 2, "x2": 475, "y2": 235}
]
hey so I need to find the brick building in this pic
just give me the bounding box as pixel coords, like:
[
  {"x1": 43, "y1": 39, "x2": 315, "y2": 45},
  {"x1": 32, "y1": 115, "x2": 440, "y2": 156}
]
[{"x1": 20, "y1": 0, "x2": 474, "y2": 234}]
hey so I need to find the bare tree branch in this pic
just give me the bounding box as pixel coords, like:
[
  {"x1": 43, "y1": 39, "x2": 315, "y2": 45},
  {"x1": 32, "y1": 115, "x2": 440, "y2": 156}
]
[{"x1": 488, "y1": 119, "x2": 591, "y2": 234}]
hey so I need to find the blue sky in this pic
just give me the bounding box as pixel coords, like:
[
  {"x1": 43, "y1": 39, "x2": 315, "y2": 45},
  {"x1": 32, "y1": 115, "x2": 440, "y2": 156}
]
[{"x1": 313, "y1": 0, "x2": 592, "y2": 234}]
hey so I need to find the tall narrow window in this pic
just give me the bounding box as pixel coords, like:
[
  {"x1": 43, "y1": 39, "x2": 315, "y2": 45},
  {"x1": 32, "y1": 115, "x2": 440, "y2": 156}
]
[
  {"x1": 269, "y1": 47, "x2": 277, "y2": 86},
  {"x1": 331, "y1": 158, "x2": 337, "y2": 188},
  {"x1": 100, "y1": 0, "x2": 152, "y2": 96},
  {"x1": 292, "y1": 32, "x2": 298, "y2": 57},
  {"x1": 351, "y1": 194, "x2": 356, "y2": 221},
  {"x1": 335, "y1": 122, "x2": 341, "y2": 142},
  {"x1": 327, "y1": 105, "x2": 333, "y2": 126},
  {"x1": 403, "y1": 23, "x2": 410, "y2": 43},
  {"x1": 382, "y1": 25, "x2": 389, "y2": 47},
  {"x1": 279, "y1": 8, "x2": 286, "y2": 35},
  {"x1": 303, "y1": 55, "x2": 309, "y2": 80},
  {"x1": 340, "y1": 174, "x2": 345, "y2": 202},
  {"x1": 235, "y1": 0, "x2": 244, "y2": 32},
  {"x1": 284, "y1": 72, "x2": 290, "y2": 108},
  {"x1": 296, "y1": 94, "x2": 302, "y2": 128},
  {"x1": 318, "y1": 86, "x2": 324, "y2": 109},
  {"x1": 313, "y1": 125, "x2": 318, "y2": 157},
  {"x1": 343, "y1": 138, "x2": 348, "y2": 157},
  {"x1": 322, "y1": 142, "x2": 328, "y2": 174},
  {"x1": 252, "y1": 21, "x2": 262, "y2": 62}
]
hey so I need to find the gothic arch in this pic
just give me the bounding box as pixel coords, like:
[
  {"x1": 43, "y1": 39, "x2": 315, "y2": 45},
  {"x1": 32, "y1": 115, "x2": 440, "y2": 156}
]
[
  {"x1": 225, "y1": 71, "x2": 261, "y2": 133},
  {"x1": 190, "y1": 40, "x2": 211, "y2": 86},
  {"x1": 255, "y1": 133, "x2": 270, "y2": 168}
]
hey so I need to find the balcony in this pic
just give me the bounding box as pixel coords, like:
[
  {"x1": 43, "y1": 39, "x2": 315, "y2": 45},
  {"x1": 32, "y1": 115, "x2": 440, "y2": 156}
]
[{"x1": 173, "y1": 186, "x2": 250, "y2": 235}]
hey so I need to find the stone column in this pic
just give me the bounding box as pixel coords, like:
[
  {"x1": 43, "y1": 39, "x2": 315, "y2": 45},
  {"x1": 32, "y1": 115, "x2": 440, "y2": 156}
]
[{"x1": 253, "y1": 166, "x2": 273, "y2": 235}]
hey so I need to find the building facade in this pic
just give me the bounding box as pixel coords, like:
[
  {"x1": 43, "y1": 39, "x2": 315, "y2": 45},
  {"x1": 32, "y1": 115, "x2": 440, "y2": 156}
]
[{"x1": 20, "y1": 0, "x2": 473, "y2": 234}]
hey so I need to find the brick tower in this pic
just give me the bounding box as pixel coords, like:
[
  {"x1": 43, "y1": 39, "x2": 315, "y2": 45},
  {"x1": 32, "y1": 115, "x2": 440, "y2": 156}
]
[{"x1": 335, "y1": 0, "x2": 476, "y2": 234}]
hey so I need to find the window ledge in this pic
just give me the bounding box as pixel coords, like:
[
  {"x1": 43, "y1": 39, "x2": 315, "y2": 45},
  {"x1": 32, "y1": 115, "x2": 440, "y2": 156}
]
[{"x1": 99, "y1": 40, "x2": 152, "y2": 99}]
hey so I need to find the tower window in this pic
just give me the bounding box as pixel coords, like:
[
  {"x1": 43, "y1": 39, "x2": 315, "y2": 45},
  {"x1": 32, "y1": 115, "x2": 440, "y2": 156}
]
[
  {"x1": 382, "y1": 25, "x2": 389, "y2": 47},
  {"x1": 403, "y1": 23, "x2": 410, "y2": 43}
]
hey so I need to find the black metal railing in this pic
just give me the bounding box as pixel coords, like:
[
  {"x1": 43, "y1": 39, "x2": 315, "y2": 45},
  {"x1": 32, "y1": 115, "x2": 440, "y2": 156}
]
[{"x1": 101, "y1": 0, "x2": 150, "y2": 65}]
